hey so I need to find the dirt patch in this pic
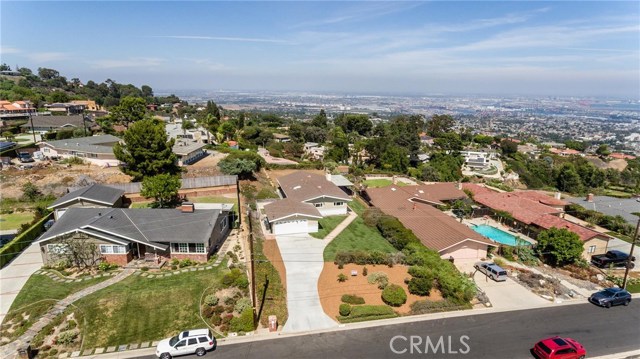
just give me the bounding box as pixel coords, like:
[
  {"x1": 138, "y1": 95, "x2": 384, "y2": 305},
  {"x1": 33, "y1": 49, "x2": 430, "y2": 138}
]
[
  {"x1": 586, "y1": 157, "x2": 628, "y2": 171},
  {"x1": 318, "y1": 263, "x2": 442, "y2": 318},
  {"x1": 267, "y1": 169, "x2": 324, "y2": 182},
  {"x1": 182, "y1": 152, "x2": 228, "y2": 178},
  {"x1": 262, "y1": 239, "x2": 286, "y2": 290}
]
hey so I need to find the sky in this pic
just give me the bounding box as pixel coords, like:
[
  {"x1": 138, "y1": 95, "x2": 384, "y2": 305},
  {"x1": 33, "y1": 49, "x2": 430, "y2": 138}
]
[{"x1": 1, "y1": 1, "x2": 639, "y2": 97}]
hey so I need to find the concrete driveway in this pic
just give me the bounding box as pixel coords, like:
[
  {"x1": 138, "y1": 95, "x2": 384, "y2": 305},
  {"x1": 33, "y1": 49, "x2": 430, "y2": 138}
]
[
  {"x1": 457, "y1": 261, "x2": 548, "y2": 309},
  {"x1": 604, "y1": 238, "x2": 639, "y2": 271},
  {"x1": 0, "y1": 243, "x2": 44, "y2": 321},
  {"x1": 275, "y1": 234, "x2": 337, "y2": 332}
]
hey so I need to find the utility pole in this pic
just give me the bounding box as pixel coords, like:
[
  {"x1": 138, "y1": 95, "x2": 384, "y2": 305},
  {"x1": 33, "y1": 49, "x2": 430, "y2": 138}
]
[
  {"x1": 28, "y1": 110, "x2": 36, "y2": 143},
  {"x1": 621, "y1": 218, "x2": 640, "y2": 289}
]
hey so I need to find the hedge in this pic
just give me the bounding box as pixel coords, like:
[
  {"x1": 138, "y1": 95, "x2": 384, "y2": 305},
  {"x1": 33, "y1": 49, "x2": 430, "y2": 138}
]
[
  {"x1": 341, "y1": 294, "x2": 365, "y2": 305},
  {"x1": 381, "y1": 284, "x2": 407, "y2": 307},
  {"x1": 337, "y1": 305, "x2": 398, "y2": 323},
  {"x1": 0, "y1": 213, "x2": 52, "y2": 268},
  {"x1": 410, "y1": 299, "x2": 472, "y2": 315}
]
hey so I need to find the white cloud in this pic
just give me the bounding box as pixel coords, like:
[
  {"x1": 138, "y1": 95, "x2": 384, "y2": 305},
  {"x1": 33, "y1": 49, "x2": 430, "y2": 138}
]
[
  {"x1": 26, "y1": 52, "x2": 70, "y2": 62},
  {"x1": 0, "y1": 46, "x2": 21, "y2": 55}
]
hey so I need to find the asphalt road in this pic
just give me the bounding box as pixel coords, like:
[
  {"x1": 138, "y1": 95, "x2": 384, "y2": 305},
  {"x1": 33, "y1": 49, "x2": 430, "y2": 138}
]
[{"x1": 146, "y1": 302, "x2": 640, "y2": 359}]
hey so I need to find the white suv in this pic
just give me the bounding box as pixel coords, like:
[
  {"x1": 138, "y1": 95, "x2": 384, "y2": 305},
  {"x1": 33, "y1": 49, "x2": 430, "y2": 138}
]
[{"x1": 156, "y1": 329, "x2": 216, "y2": 359}]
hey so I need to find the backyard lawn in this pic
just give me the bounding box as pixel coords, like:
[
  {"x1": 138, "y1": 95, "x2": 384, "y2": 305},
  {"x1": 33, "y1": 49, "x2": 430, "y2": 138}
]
[
  {"x1": 0, "y1": 211, "x2": 34, "y2": 230},
  {"x1": 1, "y1": 274, "x2": 110, "y2": 341},
  {"x1": 310, "y1": 215, "x2": 347, "y2": 239},
  {"x1": 362, "y1": 179, "x2": 408, "y2": 188},
  {"x1": 323, "y1": 216, "x2": 397, "y2": 261},
  {"x1": 129, "y1": 202, "x2": 152, "y2": 208},
  {"x1": 73, "y1": 266, "x2": 227, "y2": 348}
]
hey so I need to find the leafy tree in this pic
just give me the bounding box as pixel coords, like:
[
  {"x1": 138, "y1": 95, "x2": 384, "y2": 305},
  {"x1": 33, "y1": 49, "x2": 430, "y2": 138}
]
[
  {"x1": 426, "y1": 114, "x2": 455, "y2": 137},
  {"x1": 473, "y1": 134, "x2": 494, "y2": 146},
  {"x1": 108, "y1": 96, "x2": 147, "y2": 127},
  {"x1": 37, "y1": 67, "x2": 60, "y2": 80},
  {"x1": 2, "y1": 131, "x2": 14, "y2": 141},
  {"x1": 303, "y1": 126, "x2": 327, "y2": 143},
  {"x1": 218, "y1": 158, "x2": 257, "y2": 179},
  {"x1": 140, "y1": 174, "x2": 181, "y2": 208},
  {"x1": 429, "y1": 152, "x2": 464, "y2": 181},
  {"x1": 565, "y1": 140, "x2": 587, "y2": 152},
  {"x1": 48, "y1": 91, "x2": 70, "y2": 103},
  {"x1": 22, "y1": 182, "x2": 42, "y2": 202},
  {"x1": 334, "y1": 113, "x2": 372, "y2": 136},
  {"x1": 0, "y1": 63, "x2": 10, "y2": 71},
  {"x1": 500, "y1": 139, "x2": 518, "y2": 156},
  {"x1": 141, "y1": 85, "x2": 153, "y2": 98},
  {"x1": 433, "y1": 132, "x2": 463, "y2": 152},
  {"x1": 326, "y1": 127, "x2": 350, "y2": 163},
  {"x1": 196, "y1": 113, "x2": 219, "y2": 144},
  {"x1": 181, "y1": 119, "x2": 194, "y2": 135},
  {"x1": 381, "y1": 145, "x2": 409, "y2": 172},
  {"x1": 113, "y1": 118, "x2": 180, "y2": 181},
  {"x1": 219, "y1": 121, "x2": 236, "y2": 140},
  {"x1": 420, "y1": 164, "x2": 441, "y2": 182},
  {"x1": 535, "y1": 228, "x2": 584, "y2": 266},
  {"x1": 595, "y1": 144, "x2": 610, "y2": 157},
  {"x1": 555, "y1": 163, "x2": 583, "y2": 193},
  {"x1": 311, "y1": 109, "x2": 328, "y2": 128}
]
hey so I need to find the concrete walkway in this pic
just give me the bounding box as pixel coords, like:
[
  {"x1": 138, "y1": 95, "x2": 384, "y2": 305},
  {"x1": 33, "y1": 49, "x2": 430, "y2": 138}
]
[
  {"x1": 0, "y1": 243, "x2": 44, "y2": 322},
  {"x1": 0, "y1": 269, "x2": 135, "y2": 359},
  {"x1": 323, "y1": 210, "x2": 357, "y2": 243}
]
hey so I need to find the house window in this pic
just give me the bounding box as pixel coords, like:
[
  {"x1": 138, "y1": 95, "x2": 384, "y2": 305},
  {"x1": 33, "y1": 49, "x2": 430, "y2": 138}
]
[
  {"x1": 588, "y1": 245, "x2": 597, "y2": 253},
  {"x1": 100, "y1": 245, "x2": 126, "y2": 254},
  {"x1": 48, "y1": 243, "x2": 70, "y2": 254},
  {"x1": 334, "y1": 202, "x2": 344, "y2": 206},
  {"x1": 195, "y1": 243, "x2": 205, "y2": 253},
  {"x1": 179, "y1": 243, "x2": 188, "y2": 253},
  {"x1": 221, "y1": 216, "x2": 228, "y2": 230},
  {"x1": 314, "y1": 203, "x2": 323, "y2": 208}
]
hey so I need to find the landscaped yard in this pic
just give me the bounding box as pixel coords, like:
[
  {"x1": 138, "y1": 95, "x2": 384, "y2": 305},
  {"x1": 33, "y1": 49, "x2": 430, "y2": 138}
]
[
  {"x1": 0, "y1": 274, "x2": 110, "y2": 343},
  {"x1": 310, "y1": 215, "x2": 347, "y2": 239},
  {"x1": 323, "y1": 216, "x2": 397, "y2": 261},
  {"x1": 362, "y1": 179, "x2": 408, "y2": 188},
  {"x1": 73, "y1": 266, "x2": 227, "y2": 348},
  {"x1": 0, "y1": 211, "x2": 34, "y2": 230},
  {"x1": 129, "y1": 202, "x2": 152, "y2": 208}
]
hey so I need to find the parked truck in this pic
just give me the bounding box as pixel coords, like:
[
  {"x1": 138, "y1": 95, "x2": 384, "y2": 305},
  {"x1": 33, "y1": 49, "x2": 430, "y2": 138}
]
[{"x1": 591, "y1": 250, "x2": 635, "y2": 268}]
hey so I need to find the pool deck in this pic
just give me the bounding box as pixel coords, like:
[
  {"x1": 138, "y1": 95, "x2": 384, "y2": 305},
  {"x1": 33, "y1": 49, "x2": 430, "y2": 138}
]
[{"x1": 464, "y1": 217, "x2": 537, "y2": 246}]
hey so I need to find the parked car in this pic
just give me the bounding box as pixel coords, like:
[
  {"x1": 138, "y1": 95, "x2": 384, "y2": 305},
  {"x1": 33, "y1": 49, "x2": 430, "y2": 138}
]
[
  {"x1": 17, "y1": 151, "x2": 34, "y2": 163},
  {"x1": 591, "y1": 250, "x2": 635, "y2": 268},
  {"x1": 532, "y1": 336, "x2": 586, "y2": 359},
  {"x1": 588, "y1": 287, "x2": 632, "y2": 308},
  {"x1": 156, "y1": 329, "x2": 216, "y2": 359},
  {"x1": 474, "y1": 261, "x2": 507, "y2": 281}
]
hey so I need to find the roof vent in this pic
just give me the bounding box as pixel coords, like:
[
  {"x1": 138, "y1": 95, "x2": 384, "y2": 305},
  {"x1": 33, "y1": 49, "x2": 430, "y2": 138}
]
[
  {"x1": 391, "y1": 188, "x2": 396, "y2": 191},
  {"x1": 109, "y1": 215, "x2": 113, "y2": 219},
  {"x1": 293, "y1": 185, "x2": 301, "y2": 190},
  {"x1": 418, "y1": 190, "x2": 424, "y2": 194}
]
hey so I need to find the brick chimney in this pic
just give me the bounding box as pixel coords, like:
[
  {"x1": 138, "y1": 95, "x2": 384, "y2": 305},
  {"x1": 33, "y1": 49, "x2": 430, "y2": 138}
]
[
  {"x1": 181, "y1": 202, "x2": 195, "y2": 213},
  {"x1": 586, "y1": 193, "x2": 594, "y2": 202},
  {"x1": 325, "y1": 172, "x2": 332, "y2": 182}
]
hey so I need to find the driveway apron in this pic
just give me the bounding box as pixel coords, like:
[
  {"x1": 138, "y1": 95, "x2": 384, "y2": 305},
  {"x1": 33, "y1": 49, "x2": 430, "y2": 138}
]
[{"x1": 275, "y1": 234, "x2": 338, "y2": 332}]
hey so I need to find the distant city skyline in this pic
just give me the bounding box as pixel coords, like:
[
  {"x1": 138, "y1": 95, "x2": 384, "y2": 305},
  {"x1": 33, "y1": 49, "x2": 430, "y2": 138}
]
[{"x1": 1, "y1": 1, "x2": 639, "y2": 98}]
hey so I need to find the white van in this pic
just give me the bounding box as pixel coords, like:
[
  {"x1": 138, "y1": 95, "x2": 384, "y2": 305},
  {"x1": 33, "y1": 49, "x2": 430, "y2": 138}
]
[
  {"x1": 156, "y1": 329, "x2": 216, "y2": 359},
  {"x1": 474, "y1": 262, "x2": 508, "y2": 282}
]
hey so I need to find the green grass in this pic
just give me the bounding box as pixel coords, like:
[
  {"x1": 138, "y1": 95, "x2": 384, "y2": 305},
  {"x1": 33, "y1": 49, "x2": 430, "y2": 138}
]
[
  {"x1": 129, "y1": 202, "x2": 152, "y2": 208},
  {"x1": 323, "y1": 216, "x2": 397, "y2": 261},
  {"x1": 627, "y1": 283, "x2": 640, "y2": 293},
  {"x1": 1, "y1": 274, "x2": 110, "y2": 340},
  {"x1": 605, "y1": 231, "x2": 635, "y2": 244},
  {"x1": 191, "y1": 196, "x2": 238, "y2": 204},
  {"x1": 0, "y1": 211, "x2": 34, "y2": 230},
  {"x1": 73, "y1": 267, "x2": 227, "y2": 348},
  {"x1": 310, "y1": 215, "x2": 347, "y2": 239},
  {"x1": 362, "y1": 179, "x2": 408, "y2": 188},
  {"x1": 601, "y1": 189, "x2": 633, "y2": 199},
  {"x1": 349, "y1": 198, "x2": 368, "y2": 216}
]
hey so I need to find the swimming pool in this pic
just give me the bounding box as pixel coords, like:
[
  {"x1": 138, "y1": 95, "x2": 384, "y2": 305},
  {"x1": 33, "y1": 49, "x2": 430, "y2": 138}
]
[{"x1": 471, "y1": 224, "x2": 531, "y2": 246}]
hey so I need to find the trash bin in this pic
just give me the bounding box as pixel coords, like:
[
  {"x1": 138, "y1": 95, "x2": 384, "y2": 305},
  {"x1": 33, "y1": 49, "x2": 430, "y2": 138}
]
[{"x1": 268, "y1": 315, "x2": 278, "y2": 332}]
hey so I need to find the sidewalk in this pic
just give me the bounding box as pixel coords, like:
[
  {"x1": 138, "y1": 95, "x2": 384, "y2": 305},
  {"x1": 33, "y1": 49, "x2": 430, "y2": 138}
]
[{"x1": 0, "y1": 243, "x2": 44, "y2": 322}]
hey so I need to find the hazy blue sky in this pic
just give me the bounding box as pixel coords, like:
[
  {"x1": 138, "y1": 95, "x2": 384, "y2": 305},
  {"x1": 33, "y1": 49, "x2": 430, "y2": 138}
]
[{"x1": 1, "y1": 1, "x2": 639, "y2": 97}]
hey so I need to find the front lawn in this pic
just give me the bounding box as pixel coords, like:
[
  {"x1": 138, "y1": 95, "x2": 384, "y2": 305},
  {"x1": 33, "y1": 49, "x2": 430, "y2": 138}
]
[
  {"x1": 73, "y1": 267, "x2": 227, "y2": 348},
  {"x1": 0, "y1": 211, "x2": 34, "y2": 230},
  {"x1": 1, "y1": 274, "x2": 110, "y2": 342},
  {"x1": 323, "y1": 216, "x2": 397, "y2": 261},
  {"x1": 310, "y1": 215, "x2": 347, "y2": 239},
  {"x1": 627, "y1": 283, "x2": 640, "y2": 293},
  {"x1": 362, "y1": 179, "x2": 408, "y2": 188}
]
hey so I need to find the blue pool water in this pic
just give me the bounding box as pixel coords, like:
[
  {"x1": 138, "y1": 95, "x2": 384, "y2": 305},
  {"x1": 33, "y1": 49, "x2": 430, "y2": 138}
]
[{"x1": 471, "y1": 225, "x2": 531, "y2": 246}]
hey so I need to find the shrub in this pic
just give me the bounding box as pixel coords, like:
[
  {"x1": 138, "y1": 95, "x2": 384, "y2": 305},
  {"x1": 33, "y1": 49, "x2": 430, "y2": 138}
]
[
  {"x1": 179, "y1": 258, "x2": 194, "y2": 268},
  {"x1": 171, "y1": 265, "x2": 177, "y2": 270},
  {"x1": 66, "y1": 320, "x2": 77, "y2": 330},
  {"x1": 337, "y1": 262, "x2": 344, "y2": 269},
  {"x1": 221, "y1": 313, "x2": 234, "y2": 325},
  {"x1": 56, "y1": 330, "x2": 78, "y2": 345},
  {"x1": 98, "y1": 262, "x2": 117, "y2": 271},
  {"x1": 223, "y1": 296, "x2": 236, "y2": 306},
  {"x1": 222, "y1": 268, "x2": 246, "y2": 287},
  {"x1": 362, "y1": 267, "x2": 368, "y2": 276},
  {"x1": 410, "y1": 299, "x2": 470, "y2": 315},
  {"x1": 171, "y1": 258, "x2": 180, "y2": 266},
  {"x1": 381, "y1": 284, "x2": 407, "y2": 307},
  {"x1": 367, "y1": 272, "x2": 389, "y2": 289},
  {"x1": 234, "y1": 297, "x2": 252, "y2": 314},
  {"x1": 337, "y1": 273, "x2": 348, "y2": 282},
  {"x1": 341, "y1": 294, "x2": 365, "y2": 305},
  {"x1": 211, "y1": 315, "x2": 222, "y2": 326},
  {"x1": 211, "y1": 305, "x2": 225, "y2": 315},
  {"x1": 227, "y1": 251, "x2": 239, "y2": 263},
  {"x1": 219, "y1": 324, "x2": 229, "y2": 333},
  {"x1": 230, "y1": 307, "x2": 255, "y2": 332},
  {"x1": 337, "y1": 305, "x2": 397, "y2": 322},
  {"x1": 202, "y1": 305, "x2": 216, "y2": 318},
  {"x1": 49, "y1": 349, "x2": 58, "y2": 357},
  {"x1": 408, "y1": 277, "x2": 433, "y2": 296},
  {"x1": 339, "y1": 303, "x2": 351, "y2": 316},
  {"x1": 204, "y1": 294, "x2": 219, "y2": 306}
]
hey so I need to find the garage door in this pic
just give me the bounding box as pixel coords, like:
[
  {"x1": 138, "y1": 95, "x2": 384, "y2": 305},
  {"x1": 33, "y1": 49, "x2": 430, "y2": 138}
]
[{"x1": 274, "y1": 219, "x2": 308, "y2": 235}]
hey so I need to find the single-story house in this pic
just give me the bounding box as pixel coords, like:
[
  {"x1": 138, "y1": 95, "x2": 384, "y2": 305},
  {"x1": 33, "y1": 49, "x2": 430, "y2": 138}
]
[
  {"x1": 44, "y1": 103, "x2": 86, "y2": 115},
  {"x1": 365, "y1": 183, "x2": 494, "y2": 262},
  {"x1": 48, "y1": 183, "x2": 125, "y2": 220},
  {"x1": 463, "y1": 184, "x2": 611, "y2": 259},
  {"x1": 273, "y1": 133, "x2": 291, "y2": 143},
  {"x1": 0, "y1": 100, "x2": 34, "y2": 118},
  {"x1": 21, "y1": 115, "x2": 96, "y2": 134},
  {"x1": 263, "y1": 171, "x2": 352, "y2": 235},
  {"x1": 39, "y1": 134, "x2": 121, "y2": 167},
  {"x1": 172, "y1": 140, "x2": 207, "y2": 166},
  {"x1": 36, "y1": 203, "x2": 232, "y2": 266}
]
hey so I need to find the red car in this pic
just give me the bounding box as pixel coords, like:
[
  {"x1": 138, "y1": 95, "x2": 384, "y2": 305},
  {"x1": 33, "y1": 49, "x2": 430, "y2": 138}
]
[{"x1": 532, "y1": 336, "x2": 586, "y2": 359}]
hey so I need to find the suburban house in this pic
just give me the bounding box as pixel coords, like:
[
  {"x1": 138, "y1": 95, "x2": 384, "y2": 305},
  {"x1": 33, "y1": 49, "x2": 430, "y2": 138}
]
[
  {"x1": 263, "y1": 172, "x2": 351, "y2": 235},
  {"x1": 0, "y1": 100, "x2": 34, "y2": 118},
  {"x1": 460, "y1": 150, "x2": 496, "y2": 171},
  {"x1": 48, "y1": 183, "x2": 125, "y2": 220},
  {"x1": 172, "y1": 140, "x2": 207, "y2": 166},
  {"x1": 549, "y1": 147, "x2": 582, "y2": 157},
  {"x1": 166, "y1": 123, "x2": 214, "y2": 144},
  {"x1": 36, "y1": 203, "x2": 232, "y2": 266},
  {"x1": 463, "y1": 184, "x2": 611, "y2": 259},
  {"x1": 365, "y1": 183, "x2": 494, "y2": 262},
  {"x1": 273, "y1": 133, "x2": 291, "y2": 143},
  {"x1": 44, "y1": 102, "x2": 86, "y2": 115},
  {"x1": 21, "y1": 115, "x2": 96, "y2": 134},
  {"x1": 39, "y1": 134, "x2": 120, "y2": 167},
  {"x1": 70, "y1": 100, "x2": 100, "y2": 112},
  {"x1": 303, "y1": 142, "x2": 325, "y2": 161}
]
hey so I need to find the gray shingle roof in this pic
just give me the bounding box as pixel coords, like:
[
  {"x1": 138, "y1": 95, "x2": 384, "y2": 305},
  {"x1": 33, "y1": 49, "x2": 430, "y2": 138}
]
[
  {"x1": 263, "y1": 199, "x2": 322, "y2": 221},
  {"x1": 278, "y1": 171, "x2": 351, "y2": 202},
  {"x1": 49, "y1": 184, "x2": 124, "y2": 209},
  {"x1": 21, "y1": 115, "x2": 95, "y2": 128},
  {"x1": 37, "y1": 207, "x2": 223, "y2": 249},
  {"x1": 567, "y1": 196, "x2": 640, "y2": 225},
  {"x1": 40, "y1": 135, "x2": 120, "y2": 155},
  {"x1": 172, "y1": 140, "x2": 206, "y2": 156}
]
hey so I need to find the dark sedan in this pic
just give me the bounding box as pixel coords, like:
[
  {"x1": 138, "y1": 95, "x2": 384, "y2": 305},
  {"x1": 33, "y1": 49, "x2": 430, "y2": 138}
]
[{"x1": 588, "y1": 287, "x2": 632, "y2": 308}]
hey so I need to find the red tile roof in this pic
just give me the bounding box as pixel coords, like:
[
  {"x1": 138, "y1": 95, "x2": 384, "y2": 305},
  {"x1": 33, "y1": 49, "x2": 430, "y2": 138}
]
[
  {"x1": 532, "y1": 214, "x2": 604, "y2": 242},
  {"x1": 461, "y1": 183, "x2": 496, "y2": 196},
  {"x1": 609, "y1": 153, "x2": 636, "y2": 160},
  {"x1": 366, "y1": 186, "x2": 492, "y2": 252},
  {"x1": 473, "y1": 192, "x2": 561, "y2": 224},
  {"x1": 512, "y1": 190, "x2": 568, "y2": 206}
]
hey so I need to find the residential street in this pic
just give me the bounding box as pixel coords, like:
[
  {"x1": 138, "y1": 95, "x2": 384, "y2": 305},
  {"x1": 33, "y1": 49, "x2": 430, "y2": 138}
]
[{"x1": 136, "y1": 301, "x2": 640, "y2": 359}]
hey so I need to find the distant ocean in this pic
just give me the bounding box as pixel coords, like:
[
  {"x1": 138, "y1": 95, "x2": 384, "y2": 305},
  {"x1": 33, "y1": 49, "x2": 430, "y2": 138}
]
[{"x1": 590, "y1": 103, "x2": 640, "y2": 111}]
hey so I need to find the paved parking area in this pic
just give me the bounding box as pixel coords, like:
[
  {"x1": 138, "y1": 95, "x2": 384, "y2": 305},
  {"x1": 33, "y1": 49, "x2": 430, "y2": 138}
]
[
  {"x1": 275, "y1": 234, "x2": 337, "y2": 332},
  {"x1": 457, "y1": 261, "x2": 548, "y2": 309}
]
